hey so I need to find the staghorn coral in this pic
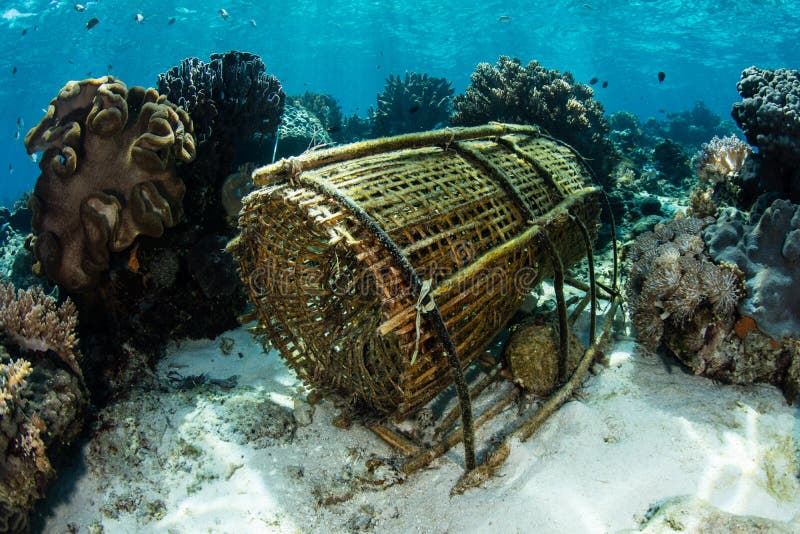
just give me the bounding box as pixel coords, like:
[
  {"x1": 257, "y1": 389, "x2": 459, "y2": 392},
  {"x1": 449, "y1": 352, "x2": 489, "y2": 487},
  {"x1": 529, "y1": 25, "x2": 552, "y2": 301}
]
[
  {"x1": 371, "y1": 72, "x2": 453, "y2": 137},
  {"x1": 0, "y1": 282, "x2": 82, "y2": 380},
  {"x1": 731, "y1": 66, "x2": 800, "y2": 201},
  {"x1": 24, "y1": 76, "x2": 196, "y2": 292},
  {"x1": 451, "y1": 56, "x2": 618, "y2": 182}
]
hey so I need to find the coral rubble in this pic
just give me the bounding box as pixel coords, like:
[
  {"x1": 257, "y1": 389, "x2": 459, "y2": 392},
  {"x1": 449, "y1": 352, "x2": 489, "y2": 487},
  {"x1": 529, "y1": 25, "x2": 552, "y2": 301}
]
[
  {"x1": 451, "y1": 55, "x2": 618, "y2": 182},
  {"x1": 371, "y1": 72, "x2": 453, "y2": 136},
  {"x1": 24, "y1": 76, "x2": 196, "y2": 292}
]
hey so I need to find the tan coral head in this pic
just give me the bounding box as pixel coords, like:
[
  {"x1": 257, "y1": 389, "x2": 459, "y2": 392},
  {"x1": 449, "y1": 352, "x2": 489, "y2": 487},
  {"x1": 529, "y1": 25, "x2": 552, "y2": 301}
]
[{"x1": 24, "y1": 76, "x2": 196, "y2": 292}]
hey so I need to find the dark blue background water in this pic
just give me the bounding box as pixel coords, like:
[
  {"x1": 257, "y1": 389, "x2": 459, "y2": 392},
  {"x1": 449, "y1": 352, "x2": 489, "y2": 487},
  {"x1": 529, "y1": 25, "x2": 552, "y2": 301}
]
[{"x1": 1, "y1": 0, "x2": 798, "y2": 203}]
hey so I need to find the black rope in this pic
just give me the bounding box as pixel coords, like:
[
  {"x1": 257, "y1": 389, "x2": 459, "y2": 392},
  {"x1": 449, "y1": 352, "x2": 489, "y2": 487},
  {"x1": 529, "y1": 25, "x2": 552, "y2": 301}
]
[
  {"x1": 569, "y1": 212, "x2": 597, "y2": 342},
  {"x1": 540, "y1": 230, "x2": 569, "y2": 383},
  {"x1": 450, "y1": 141, "x2": 536, "y2": 221},
  {"x1": 298, "y1": 174, "x2": 477, "y2": 471}
]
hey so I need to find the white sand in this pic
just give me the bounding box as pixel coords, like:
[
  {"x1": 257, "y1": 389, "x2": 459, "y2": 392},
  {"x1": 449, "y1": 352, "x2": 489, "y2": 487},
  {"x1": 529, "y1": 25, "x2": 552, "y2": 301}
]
[{"x1": 39, "y1": 325, "x2": 799, "y2": 533}]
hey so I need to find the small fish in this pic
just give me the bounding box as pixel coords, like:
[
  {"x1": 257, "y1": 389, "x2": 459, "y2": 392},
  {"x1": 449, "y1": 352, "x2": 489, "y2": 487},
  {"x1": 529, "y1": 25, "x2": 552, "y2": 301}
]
[
  {"x1": 249, "y1": 18, "x2": 256, "y2": 27},
  {"x1": 583, "y1": 3, "x2": 594, "y2": 8},
  {"x1": 21, "y1": 28, "x2": 26, "y2": 35},
  {"x1": 29, "y1": 153, "x2": 37, "y2": 163},
  {"x1": 498, "y1": 15, "x2": 511, "y2": 22},
  {"x1": 134, "y1": 13, "x2": 143, "y2": 23},
  {"x1": 16, "y1": 117, "x2": 22, "y2": 128},
  {"x1": 74, "y1": 4, "x2": 85, "y2": 12},
  {"x1": 589, "y1": 77, "x2": 599, "y2": 85},
  {"x1": 658, "y1": 71, "x2": 666, "y2": 83},
  {"x1": 11, "y1": 66, "x2": 16, "y2": 75},
  {"x1": 218, "y1": 8, "x2": 229, "y2": 19},
  {"x1": 33, "y1": 25, "x2": 37, "y2": 31},
  {"x1": 377, "y1": 65, "x2": 381, "y2": 70},
  {"x1": 602, "y1": 80, "x2": 608, "y2": 88},
  {"x1": 14, "y1": 131, "x2": 20, "y2": 140},
  {"x1": 86, "y1": 17, "x2": 99, "y2": 30},
  {"x1": 168, "y1": 17, "x2": 176, "y2": 25},
  {"x1": 327, "y1": 125, "x2": 341, "y2": 133},
  {"x1": 8, "y1": 164, "x2": 12, "y2": 174},
  {"x1": 408, "y1": 104, "x2": 420, "y2": 114},
  {"x1": 658, "y1": 109, "x2": 665, "y2": 114},
  {"x1": 107, "y1": 64, "x2": 112, "y2": 72}
]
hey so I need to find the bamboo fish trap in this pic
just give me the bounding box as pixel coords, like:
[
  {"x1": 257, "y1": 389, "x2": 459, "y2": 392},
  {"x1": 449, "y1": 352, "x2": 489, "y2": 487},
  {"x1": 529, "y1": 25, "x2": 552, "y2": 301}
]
[{"x1": 229, "y1": 123, "x2": 619, "y2": 474}]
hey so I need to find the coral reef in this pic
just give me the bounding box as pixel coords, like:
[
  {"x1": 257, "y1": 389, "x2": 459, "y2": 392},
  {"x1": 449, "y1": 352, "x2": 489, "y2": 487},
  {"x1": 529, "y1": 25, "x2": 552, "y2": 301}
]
[
  {"x1": 24, "y1": 76, "x2": 196, "y2": 292},
  {"x1": 451, "y1": 56, "x2": 619, "y2": 182},
  {"x1": 731, "y1": 66, "x2": 800, "y2": 201},
  {"x1": 371, "y1": 72, "x2": 453, "y2": 136},
  {"x1": 703, "y1": 199, "x2": 800, "y2": 340},
  {"x1": 692, "y1": 135, "x2": 751, "y2": 208},
  {"x1": 695, "y1": 135, "x2": 751, "y2": 187},
  {"x1": 288, "y1": 91, "x2": 343, "y2": 135},
  {"x1": 0, "y1": 283, "x2": 82, "y2": 379},
  {"x1": 644, "y1": 102, "x2": 736, "y2": 148},
  {"x1": 157, "y1": 51, "x2": 284, "y2": 145},
  {"x1": 0, "y1": 283, "x2": 88, "y2": 531},
  {"x1": 273, "y1": 104, "x2": 334, "y2": 159},
  {"x1": 627, "y1": 215, "x2": 799, "y2": 401},
  {"x1": 652, "y1": 139, "x2": 691, "y2": 186}
]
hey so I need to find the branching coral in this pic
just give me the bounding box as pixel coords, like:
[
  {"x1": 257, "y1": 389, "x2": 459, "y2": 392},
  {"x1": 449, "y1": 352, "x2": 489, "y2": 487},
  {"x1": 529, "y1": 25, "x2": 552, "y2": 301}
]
[
  {"x1": 451, "y1": 56, "x2": 618, "y2": 182},
  {"x1": 24, "y1": 76, "x2": 196, "y2": 292},
  {"x1": 0, "y1": 282, "x2": 81, "y2": 379},
  {"x1": 371, "y1": 72, "x2": 453, "y2": 137},
  {"x1": 157, "y1": 50, "x2": 285, "y2": 145}
]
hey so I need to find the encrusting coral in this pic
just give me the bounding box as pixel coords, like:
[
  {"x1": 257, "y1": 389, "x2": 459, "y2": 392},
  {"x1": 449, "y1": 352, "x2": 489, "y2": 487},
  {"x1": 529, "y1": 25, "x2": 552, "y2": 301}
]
[
  {"x1": 24, "y1": 76, "x2": 196, "y2": 292},
  {"x1": 627, "y1": 215, "x2": 799, "y2": 402},
  {"x1": 451, "y1": 55, "x2": 618, "y2": 182},
  {"x1": 371, "y1": 72, "x2": 453, "y2": 136},
  {"x1": 704, "y1": 199, "x2": 800, "y2": 341},
  {"x1": 0, "y1": 282, "x2": 88, "y2": 531},
  {"x1": 289, "y1": 91, "x2": 343, "y2": 135}
]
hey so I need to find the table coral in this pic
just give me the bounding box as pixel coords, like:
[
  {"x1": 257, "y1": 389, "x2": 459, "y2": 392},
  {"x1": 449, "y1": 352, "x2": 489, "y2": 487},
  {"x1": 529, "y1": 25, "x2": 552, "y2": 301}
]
[
  {"x1": 24, "y1": 76, "x2": 196, "y2": 292},
  {"x1": 371, "y1": 72, "x2": 453, "y2": 136},
  {"x1": 451, "y1": 55, "x2": 618, "y2": 182}
]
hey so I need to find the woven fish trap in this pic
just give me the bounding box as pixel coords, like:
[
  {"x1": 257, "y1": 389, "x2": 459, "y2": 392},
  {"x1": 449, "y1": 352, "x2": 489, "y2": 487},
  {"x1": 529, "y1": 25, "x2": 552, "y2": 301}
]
[{"x1": 230, "y1": 123, "x2": 602, "y2": 420}]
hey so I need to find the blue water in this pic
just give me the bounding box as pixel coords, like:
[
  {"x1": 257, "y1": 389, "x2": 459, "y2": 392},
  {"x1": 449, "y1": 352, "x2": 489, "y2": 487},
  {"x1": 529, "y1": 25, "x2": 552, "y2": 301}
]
[{"x1": 1, "y1": 0, "x2": 798, "y2": 202}]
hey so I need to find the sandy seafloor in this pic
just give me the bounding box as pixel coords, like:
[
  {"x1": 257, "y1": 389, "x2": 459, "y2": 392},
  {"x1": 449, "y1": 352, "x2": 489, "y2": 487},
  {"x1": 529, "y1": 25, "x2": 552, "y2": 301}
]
[{"x1": 35, "y1": 316, "x2": 800, "y2": 533}]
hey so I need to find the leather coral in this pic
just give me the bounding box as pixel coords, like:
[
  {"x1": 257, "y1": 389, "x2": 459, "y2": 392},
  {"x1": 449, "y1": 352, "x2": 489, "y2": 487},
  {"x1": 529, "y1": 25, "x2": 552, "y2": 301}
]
[{"x1": 24, "y1": 76, "x2": 196, "y2": 292}]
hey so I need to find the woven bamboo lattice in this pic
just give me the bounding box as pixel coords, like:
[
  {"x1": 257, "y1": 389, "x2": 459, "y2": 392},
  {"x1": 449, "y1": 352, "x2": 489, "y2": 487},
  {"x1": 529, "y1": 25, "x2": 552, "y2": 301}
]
[{"x1": 230, "y1": 124, "x2": 602, "y2": 421}]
